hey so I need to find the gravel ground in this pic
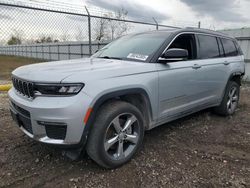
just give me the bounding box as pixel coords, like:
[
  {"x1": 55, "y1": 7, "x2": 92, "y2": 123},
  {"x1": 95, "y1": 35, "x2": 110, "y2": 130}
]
[{"x1": 0, "y1": 86, "x2": 250, "y2": 188}]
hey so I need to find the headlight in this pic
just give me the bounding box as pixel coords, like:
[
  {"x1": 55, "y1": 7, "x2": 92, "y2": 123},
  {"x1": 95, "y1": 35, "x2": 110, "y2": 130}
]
[{"x1": 34, "y1": 83, "x2": 84, "y2": 96}]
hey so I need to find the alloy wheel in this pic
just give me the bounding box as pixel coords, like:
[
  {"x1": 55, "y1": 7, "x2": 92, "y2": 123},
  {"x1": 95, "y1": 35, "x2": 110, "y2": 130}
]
[
  {"x1": 104, "y1": 113, "x2": 140, "y2": 160},
  {"x1": 227, "y1": 86, "x2": 238, "y2": 114}
]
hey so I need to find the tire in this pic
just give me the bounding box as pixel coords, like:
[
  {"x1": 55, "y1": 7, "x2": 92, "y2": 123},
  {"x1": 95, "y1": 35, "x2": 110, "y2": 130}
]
[
  {"x1": 214, "y1": 81, "x2": 240, "y2": 116},
  {"x1": 86, "y1": 101, "x2": 145, "y2": 169}
]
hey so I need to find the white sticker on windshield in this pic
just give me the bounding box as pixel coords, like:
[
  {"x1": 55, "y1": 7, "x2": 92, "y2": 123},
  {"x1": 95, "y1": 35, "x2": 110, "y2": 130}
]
[{"x1": 127, "y1": 53, "x2": 149, "y2": 61}]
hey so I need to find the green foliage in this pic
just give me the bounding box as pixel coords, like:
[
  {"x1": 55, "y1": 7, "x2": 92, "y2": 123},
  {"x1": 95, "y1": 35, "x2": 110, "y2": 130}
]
[
  {"x1": 35, "y1": 36, "x2": 59, "y2": 43},
  {"x1": 7, "y1": 36, "x2": 22, "y2": 45}
]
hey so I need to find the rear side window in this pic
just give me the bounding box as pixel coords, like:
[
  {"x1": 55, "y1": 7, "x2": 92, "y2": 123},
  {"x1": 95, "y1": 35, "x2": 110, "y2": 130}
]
[
  {"x1": 221, "y1": 38, "x2": 238, "y2": 57},
  {"x1": 217, "y1": 38, "x2": 225, "y2": 57},
  {"x1": 197, "y1": 34, "x2": 220, "y2": 59}
]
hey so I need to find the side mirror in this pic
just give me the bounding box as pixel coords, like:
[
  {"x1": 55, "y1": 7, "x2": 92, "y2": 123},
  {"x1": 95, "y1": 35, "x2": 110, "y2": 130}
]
[{"x1": 159, "y1": 48, "x2": 188, "y2": 62}]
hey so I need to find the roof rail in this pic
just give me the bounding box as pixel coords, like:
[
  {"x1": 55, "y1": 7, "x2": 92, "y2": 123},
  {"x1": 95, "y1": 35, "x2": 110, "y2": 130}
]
[{"x1": 184, "y1": 27, "x2": 229, "y2": 36}]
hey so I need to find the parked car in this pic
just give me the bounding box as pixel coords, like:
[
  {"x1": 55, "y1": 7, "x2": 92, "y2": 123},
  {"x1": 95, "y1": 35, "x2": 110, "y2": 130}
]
[{"x1": 9, "y1": 28, "x2": 245, "y2": 168}]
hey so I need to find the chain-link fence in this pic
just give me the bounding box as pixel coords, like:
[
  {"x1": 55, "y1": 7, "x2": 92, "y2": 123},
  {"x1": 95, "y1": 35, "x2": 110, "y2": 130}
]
[{"x1": 0, "y1": 0, "x2": 181, "y2": 60}]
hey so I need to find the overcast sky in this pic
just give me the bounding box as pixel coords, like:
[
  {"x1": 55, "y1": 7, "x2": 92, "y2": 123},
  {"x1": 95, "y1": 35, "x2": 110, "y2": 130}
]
[
  {"x1": 79, "y1": 0, "x2": 250, "y2": 29},
  {"x1": 0, "y1": 0, "x2": 250, "y2": 44}
]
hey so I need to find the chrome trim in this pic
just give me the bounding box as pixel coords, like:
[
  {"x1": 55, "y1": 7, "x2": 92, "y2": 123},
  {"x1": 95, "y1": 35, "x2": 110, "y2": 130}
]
[
  {"x1": 12, "y1": 77, "x2": 34, "y2": 99},
  {"x1": 158, "y1": 57, "x2": 186, "y2": 61}
]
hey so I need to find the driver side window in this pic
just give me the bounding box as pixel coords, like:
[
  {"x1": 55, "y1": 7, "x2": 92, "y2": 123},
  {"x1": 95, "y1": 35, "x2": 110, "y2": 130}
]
[{"x1": 168, "y1": 34, "x2": 197, "y2": 60}]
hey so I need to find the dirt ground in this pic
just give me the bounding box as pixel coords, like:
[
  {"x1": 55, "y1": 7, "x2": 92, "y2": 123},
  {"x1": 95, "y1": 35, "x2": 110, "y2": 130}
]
[
  {"x1": 0, "y1": 55, "x2": 43, "y2": 80},
  {"x1": 0, "y1": 85, "x2": 249, "y2": 188}
]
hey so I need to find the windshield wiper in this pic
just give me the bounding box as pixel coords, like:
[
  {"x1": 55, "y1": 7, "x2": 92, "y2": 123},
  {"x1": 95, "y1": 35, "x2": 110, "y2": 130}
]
[{"x1": 99, "y1": 56, "x2": 123, "y2": 60}]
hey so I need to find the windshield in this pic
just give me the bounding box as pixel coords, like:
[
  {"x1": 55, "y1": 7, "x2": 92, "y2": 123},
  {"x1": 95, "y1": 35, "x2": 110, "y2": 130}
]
[{"x1": 92, "y1": 32, "x2": 171, "y2": 62}]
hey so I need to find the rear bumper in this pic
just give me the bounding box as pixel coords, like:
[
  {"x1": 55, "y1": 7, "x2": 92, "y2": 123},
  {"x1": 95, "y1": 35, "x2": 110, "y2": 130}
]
[{"x1": 8, "y1": 88, "x2": 93, "y2": 147}]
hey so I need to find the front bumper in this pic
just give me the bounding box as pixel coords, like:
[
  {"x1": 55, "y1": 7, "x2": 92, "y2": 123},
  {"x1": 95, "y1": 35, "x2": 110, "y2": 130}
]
[{"x1": 8, "y1": 88, "x2": 93, "y2": 147}]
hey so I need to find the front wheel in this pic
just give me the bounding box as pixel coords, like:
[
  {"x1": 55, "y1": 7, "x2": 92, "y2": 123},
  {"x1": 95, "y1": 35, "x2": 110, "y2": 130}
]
[
  {"x1": 86, "y1": 101, "x2": 145, "y2": 169},
  {"x1": 214, "y1": 81, "x2": 240, "y2": 116}
]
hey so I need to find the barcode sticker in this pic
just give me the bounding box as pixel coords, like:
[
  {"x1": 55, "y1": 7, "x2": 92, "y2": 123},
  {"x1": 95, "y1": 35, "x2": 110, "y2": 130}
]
[{"x1": 127, "y1": 53, "x2": 148, "y2": 61}]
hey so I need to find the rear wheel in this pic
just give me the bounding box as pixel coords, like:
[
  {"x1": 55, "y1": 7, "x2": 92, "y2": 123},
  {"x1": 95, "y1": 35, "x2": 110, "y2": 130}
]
[
  {"x1": 86, "y1": 101, "x2": 145, "y2": 168},
  {"x1": 214, "y1": 81, "x2": 240, "y2": 116}
]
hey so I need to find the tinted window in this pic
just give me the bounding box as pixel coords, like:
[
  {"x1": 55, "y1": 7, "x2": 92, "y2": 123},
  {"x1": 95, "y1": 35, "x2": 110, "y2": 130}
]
[
  {"x1": 217, "y1": 38, "x2": 225, "y2": 57},
  {"x1": 168, "y1": 34, "x2": 197, "y2": 60},
  {"x1": 197, "y1": 35, "x2": 220, "y2": 59},
  {"x1": 221, "y1": 38, "x2": 238, "y2": 57}
]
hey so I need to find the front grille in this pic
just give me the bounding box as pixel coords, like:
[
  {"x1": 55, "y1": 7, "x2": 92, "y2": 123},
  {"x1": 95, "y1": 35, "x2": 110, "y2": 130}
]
[{"x1": 12, "y1": 77, "x2": 34, "y2": 98}]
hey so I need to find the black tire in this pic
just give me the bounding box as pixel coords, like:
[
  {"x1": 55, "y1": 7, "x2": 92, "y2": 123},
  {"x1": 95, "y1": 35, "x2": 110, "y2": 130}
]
[
  {"x1": 86, "y1": 101, "x2": 145, "y2": 169},
  {"x1": 214, "y1": 81, "x2": 240, "y2": 116}
]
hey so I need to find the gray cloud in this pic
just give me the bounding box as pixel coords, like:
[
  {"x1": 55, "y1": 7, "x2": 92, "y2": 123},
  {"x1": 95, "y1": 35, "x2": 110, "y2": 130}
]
[
  {"x1": 180, "y1": 0, "x2": 248, "y2": 22},
  {"x1": 86, "y1": 0, "x2": 169, "y2": 22}
]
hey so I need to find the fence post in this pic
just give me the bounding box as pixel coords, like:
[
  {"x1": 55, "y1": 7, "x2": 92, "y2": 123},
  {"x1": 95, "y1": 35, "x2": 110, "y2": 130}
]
[
  {"x1": 198, "y1": 21, "x2": 201, "y2": 28},
  {"x1": 85, "y1": 6, "x2": 92, "y2": 56},
  {"x1": 153, "y1": 17, "x2": 159, "y2": 30}
]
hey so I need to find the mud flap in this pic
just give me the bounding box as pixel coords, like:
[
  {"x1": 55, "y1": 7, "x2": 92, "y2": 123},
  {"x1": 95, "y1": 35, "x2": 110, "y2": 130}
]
[{"x1": 62, "y1": 147, "x2": 86, "y2": 161}]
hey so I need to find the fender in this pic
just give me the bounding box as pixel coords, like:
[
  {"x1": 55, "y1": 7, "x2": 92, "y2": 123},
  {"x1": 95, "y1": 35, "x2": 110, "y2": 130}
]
[
  {"x1": 78, "y1": 88, "x2": 153, "y2": 148},
  {"x1": 220, "y1": 71, "x2": 244, "y2": 101}
]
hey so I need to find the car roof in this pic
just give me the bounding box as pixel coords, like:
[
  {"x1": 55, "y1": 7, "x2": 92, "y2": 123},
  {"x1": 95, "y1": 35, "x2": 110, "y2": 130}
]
[{"x1": 140, "y1": 28, "x2": 234, "y2": 40}]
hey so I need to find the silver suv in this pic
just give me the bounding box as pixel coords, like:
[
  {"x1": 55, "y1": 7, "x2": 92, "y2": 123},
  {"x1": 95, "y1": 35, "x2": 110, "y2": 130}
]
[{"x1": 9, "y1": 28, "x2": 245, "y2": 168}]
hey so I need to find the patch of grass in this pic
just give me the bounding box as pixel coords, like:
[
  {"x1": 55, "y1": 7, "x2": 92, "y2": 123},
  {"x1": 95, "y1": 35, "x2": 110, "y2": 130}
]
[{"x1": 0, "y1": 55, "x2": 44, "y2": 80}]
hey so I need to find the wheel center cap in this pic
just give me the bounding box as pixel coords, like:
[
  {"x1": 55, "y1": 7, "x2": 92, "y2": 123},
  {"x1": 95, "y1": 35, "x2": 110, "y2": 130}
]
[{"x1": 118, "y1": 132, "x2": 125, "y2": 139}]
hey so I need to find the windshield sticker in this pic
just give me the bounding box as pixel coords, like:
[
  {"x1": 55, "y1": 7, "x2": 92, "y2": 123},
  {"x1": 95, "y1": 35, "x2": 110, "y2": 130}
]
[{"x1": 127, "y1": 53, "x2": 148, "y2": 61}]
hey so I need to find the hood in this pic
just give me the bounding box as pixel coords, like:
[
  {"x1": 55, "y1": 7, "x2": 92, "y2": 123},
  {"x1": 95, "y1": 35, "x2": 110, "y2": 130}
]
[{"x1": 12, "y1": 58, "x2": 156, "y2": 83}]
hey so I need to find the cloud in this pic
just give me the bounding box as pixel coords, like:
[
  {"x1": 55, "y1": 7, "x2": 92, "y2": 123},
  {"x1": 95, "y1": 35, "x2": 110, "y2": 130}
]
[
  {"x1": 179, "y1": 0, "x2": 248, "y2": 22},
  {"x1": 66, "y1": 15, "x2": 88, "y2": 22},
  {"x1": 0, "y1": 14, "x2": 13, "y2": 20},
  {"x1": 86, "y1": 0, "x2": 169, "y2": 22}
]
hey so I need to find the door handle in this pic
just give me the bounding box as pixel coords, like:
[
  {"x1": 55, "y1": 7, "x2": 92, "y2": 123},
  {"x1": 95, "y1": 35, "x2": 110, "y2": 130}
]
[
  {"x1": 192, "y1": 64, "x2": 201, "y2": 69},
  {"x1": 223, "y1": 61, "x2": 230, "y2": 65}
]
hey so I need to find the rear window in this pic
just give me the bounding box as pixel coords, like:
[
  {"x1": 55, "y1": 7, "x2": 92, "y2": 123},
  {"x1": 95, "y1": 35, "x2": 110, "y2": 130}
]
[
  {"x1": 197, "y1": 35, "x2": 220, "y2": 59},
  {"x1": 221, "y1": 38, "x2": 238, "y2": 57}
]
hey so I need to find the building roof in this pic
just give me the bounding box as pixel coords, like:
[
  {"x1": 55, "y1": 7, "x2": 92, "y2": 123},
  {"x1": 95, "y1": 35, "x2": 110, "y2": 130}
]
[
  {"x1": 221, "y1": 28, "x2": 250, "y2": 61},
  {"x1": 220, "y1": 28, "x2": 250, "y2": 38}
]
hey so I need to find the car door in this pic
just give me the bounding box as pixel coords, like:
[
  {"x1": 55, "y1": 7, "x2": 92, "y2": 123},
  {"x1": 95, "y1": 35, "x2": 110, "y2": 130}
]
[
  {"x1": 193, "y1": 34, "x2": 238, "y2": 106},
  {"x1": 193, "y1": 34, "x2": 231, "y2": 105},
  {"x1": 157, "y1": 33, "x2": 203, "y2": 121}
]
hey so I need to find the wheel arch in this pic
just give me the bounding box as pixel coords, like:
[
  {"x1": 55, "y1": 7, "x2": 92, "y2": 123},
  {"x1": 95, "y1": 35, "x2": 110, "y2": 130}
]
[
  {"x1": 228, "y1": 71, "x2": 244, "y2": 86},
  {"x1": 80, "y1": 88, "x2": 153, "y2": 147},
  {"x1": 220, "y1": 71, "x2": 243, "y2": 101}
]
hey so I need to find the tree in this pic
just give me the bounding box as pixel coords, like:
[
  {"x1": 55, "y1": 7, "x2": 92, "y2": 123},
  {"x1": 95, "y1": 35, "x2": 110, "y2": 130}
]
[
  {"x1": 35, "y1": 36, "x2": 59, "y2": 43},
  {"x1": 7, "y1": 36, "x2": 22, "y2": 45},
  {"x1": 108, "y1": 8, "x2": 130, "y2": 40},
  {"x1": 93, "y1": 9, "x2": 130, "y2": 42},
  {"x1": 94, "y1": 15, "x2": 109, "y2": 42},
  {"x1": 7, "y1": 30, "x2": 23, "y2": 45}
]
